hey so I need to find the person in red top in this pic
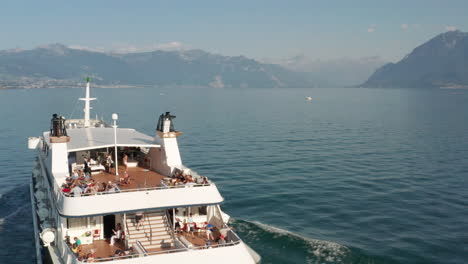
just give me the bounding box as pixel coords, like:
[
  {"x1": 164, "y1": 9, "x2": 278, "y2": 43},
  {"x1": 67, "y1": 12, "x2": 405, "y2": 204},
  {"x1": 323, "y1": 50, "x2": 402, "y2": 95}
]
[{"x1": 62, "y1": 184, "x2": 71, "y2": 194}]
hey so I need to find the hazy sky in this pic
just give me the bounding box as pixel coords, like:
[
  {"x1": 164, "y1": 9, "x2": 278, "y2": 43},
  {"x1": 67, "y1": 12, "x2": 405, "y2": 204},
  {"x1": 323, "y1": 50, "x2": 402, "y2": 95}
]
[{"x1": 2, "y1": 0, "x2": 467, "y2": 62}]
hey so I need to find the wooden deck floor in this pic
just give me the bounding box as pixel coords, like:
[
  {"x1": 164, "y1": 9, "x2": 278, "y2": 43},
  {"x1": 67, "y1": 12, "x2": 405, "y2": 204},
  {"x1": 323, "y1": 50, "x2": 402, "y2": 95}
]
[
  {"x1": 92, "y1": 165, "x2": 166, "y2": 190},
  {"x1": 80, "y1": 240, "x2": 125, "y2": 259},
  {"x1": 178, "y1": 232, "x2": 220, "y2": 247}
]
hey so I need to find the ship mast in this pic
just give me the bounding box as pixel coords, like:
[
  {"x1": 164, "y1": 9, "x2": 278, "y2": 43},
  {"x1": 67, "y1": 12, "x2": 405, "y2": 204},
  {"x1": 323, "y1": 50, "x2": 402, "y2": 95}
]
[{"x1": 79, "y1": 77, "x2": 96, "y2": 127}]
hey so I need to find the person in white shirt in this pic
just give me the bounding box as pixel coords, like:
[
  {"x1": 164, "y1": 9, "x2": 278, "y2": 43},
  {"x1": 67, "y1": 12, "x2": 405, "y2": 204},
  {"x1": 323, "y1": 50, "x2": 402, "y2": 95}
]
[
  {"x1": 187, "y1": 213, "x2": 195, "y2": 238},
  {"x1": 71, "y1": 185, "x2": 83, "y2": 197},
  {"x1": 71, "y1": 169, "x2": 79, "y2": 180},
  {"x1": 110, "y1": 223, "x2": 122, "y2": 245}
]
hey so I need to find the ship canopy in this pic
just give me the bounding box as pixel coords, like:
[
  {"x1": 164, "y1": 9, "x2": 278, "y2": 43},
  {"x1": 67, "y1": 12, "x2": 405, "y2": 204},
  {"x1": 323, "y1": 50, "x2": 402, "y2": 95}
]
[{"x1": 44, "y1": 127, "x2": 160, "y2": 152}]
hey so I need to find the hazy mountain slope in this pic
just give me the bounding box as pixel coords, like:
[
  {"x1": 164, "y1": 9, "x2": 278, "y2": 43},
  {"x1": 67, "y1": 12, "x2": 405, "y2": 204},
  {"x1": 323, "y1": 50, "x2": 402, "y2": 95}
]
[
  {"x1": 262, "y1": 55, "x2": 387, "y2": 87},
  {"x1": 0, "y1": 44, "x2": 312, "y2": 88},
  {"x1": 362, "y1": 31, "x2": 468, "y2": 88}
]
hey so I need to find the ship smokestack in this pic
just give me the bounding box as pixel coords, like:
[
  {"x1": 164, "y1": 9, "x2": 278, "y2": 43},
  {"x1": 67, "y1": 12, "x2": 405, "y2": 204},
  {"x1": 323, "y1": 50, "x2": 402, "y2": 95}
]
[
  {"x1": 153, "y1": 112, "x2": 182, "y2": 175},
  {"x1": 50, "y1": 114, "x2": 67, "y2": 137},
  {"x1": 156, "y1": 112, "x2": 177, "y2": 133},
  {"x1": 50, "y1": 114, "x2": 70, "y2": 143}
]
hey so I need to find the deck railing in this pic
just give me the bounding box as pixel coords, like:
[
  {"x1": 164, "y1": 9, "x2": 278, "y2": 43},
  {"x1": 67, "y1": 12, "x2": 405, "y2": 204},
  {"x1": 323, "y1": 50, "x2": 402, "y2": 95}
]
[
  {"x1": 37, "y1": 143, "x2": 213, "y2": 201},
  {"x1": 60, "y1": 222, "x2": 244, "y2": 263},
  {"x1": 62, "y1": 182, "x2": 213, "y2": 197},
  {"x1": 75, "y1": 238, "x2": 242, "y2": 263}
]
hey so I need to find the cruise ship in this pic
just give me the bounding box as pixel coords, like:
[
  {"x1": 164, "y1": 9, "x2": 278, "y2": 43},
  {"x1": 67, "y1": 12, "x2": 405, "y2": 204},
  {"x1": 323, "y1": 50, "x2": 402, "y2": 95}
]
[{"x1": 28, "y1": 79, "x2": 261, "y2": 264}]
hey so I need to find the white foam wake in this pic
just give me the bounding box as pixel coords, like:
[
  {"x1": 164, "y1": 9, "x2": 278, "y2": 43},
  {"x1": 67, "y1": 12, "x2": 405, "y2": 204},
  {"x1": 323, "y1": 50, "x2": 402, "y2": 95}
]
[{"x1": 233, "y1": 219, "x2": 351, "y2": 264}]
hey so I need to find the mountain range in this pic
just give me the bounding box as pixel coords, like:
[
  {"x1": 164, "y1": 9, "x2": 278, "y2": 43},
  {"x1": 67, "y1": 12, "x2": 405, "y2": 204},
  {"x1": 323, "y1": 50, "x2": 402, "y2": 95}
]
[
  {"x1": 1, "y1": 31, "x2": 467, "y2": 89},
  {"x1": 0, "y1": 44, "x2": 309, "y2": 89},
  {"x1": 362, "y1": 30, "x2": 468, "y2": 88}
]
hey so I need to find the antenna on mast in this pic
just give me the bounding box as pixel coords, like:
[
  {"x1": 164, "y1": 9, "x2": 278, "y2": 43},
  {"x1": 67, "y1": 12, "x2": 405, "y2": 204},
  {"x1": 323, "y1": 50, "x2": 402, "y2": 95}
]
[{"x1": 79, "y1": 77, "x2": 96, "y2": 127}]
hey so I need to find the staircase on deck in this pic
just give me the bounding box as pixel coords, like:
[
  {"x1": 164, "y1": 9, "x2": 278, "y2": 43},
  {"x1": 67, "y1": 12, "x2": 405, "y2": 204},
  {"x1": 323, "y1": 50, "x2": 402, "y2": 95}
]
[{"x1": 125, "y1": 211, "x2": 175, "y2": 252}]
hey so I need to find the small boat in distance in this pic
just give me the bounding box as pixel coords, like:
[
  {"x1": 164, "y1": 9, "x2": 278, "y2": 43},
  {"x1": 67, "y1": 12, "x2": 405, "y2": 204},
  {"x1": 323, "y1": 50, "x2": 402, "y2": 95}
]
[{"x1": 305, "y1": 96, "x2": 313, "y2": 101}]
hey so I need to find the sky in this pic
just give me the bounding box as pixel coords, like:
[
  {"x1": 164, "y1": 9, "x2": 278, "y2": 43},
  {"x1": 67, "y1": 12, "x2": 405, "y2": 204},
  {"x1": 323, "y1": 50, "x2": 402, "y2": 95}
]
[{"x1": 1, "y1": 0, "x2": 467, "y2": 62}]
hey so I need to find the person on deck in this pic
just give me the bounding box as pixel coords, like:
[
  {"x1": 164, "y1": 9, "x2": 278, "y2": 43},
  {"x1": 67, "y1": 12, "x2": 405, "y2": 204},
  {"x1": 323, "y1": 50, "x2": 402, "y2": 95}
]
[
  {"x1": 107, "y1": 182, "x2": 117, "y2": 193},
  {"x1": 104, "y1": 154, "x2": 113, "y2": 173},
  {"x1": 187, "y1": 213, "x2": 195, "y2": 238},
  {"x1": 218, "y1": 234, "x2": 226, "y2": 244},
  {"x1": 135, "y1": 211, "x2": 144, "y2": 231},
  {"x1": 110, "y1": 223, "x2": 122, "y2": 245},
  {"x1": 62, "y1": 184, "x2": 71, "y2": 195},
  {"x1": 71, "y1": 184, "x2": 82, "y2": 197},
  {"x1": 83, "y1": 158, "x2": 91, "y2": 175},
  {"x1": 73, "y1": 237, "x2": 82, "y2": 253},
  {"x1": 204, "y1": 222, "x2": 214, "y2": 240},
  {"x1": 71, "y1": 169, "x2": 79, "y2": 180},
  {"x1": 123, "y1": 153, "x2": 128, "y2": 173},
  {"x1": 175, "y1": 217, "x2": 182, "y2": 233},
  {"x1": 120, "y1": 172, "x2": 130, "y2": 185}
]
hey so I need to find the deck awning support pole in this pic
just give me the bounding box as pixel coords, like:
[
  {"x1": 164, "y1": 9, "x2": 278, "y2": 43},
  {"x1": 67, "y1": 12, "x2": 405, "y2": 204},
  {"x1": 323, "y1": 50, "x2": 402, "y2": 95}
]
[{"x1": 112, "y1": 113, "x2": 119, "y2": 180}]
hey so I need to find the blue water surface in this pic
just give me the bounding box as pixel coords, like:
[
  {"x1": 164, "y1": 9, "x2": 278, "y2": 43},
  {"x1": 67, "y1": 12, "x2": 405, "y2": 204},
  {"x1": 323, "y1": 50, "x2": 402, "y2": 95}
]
[{"x1": 0, "y1": 87, "x2": 467, "y2": 264}]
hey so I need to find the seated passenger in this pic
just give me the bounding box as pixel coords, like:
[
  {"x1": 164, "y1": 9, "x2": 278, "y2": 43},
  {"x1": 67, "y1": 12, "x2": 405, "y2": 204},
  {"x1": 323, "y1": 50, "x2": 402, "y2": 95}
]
[
  {"x1": 120, "y1": 172, "x2": 131, "y2": 185},
  {"x1": 110, "y1": 223, "x2": 122, "y2": 245},
  {"x1": 196, "y1": 176, "x2": 203, "y2": 184},
  {"x1": 61, "y1": 184, "x2": 71, "y2": 195},
  {"x1": 71, "y1": 185, "x2": 82, "y2": 197},
  {"x1": 90, "y1": 182, "x2": 99, "y2": 195},
  {"x1": 172, "y1": 170, "x2": 180, "y2": 179},
  {"x1": 107, "y1": 182, "x2": 117, "y2": 193},
  {"x1": 73, "y1": 237, "x2": 82, "y2": 252},
  {"x1": 202, "y1": 177, "x2": 209, "y2": 184},
  {"x1": 177, "y1": 172, "x2": 185, "y2": 182},
  {"x1": 218, "y1": 234, "x2": 226, "y2": 244},
  {"x1": 71, "y1": 169, "x2": 79, "y2": 180},
  {"x1": 71, "y1": 244, "x2": 79, "y2": 254},
  {"x1": 204, "y1": 222, "x2": 214, "y2": 240},
  {"x1": 86, "y1": 251, "x2": 95, "y2": 263},
  {"x1": 99, "y1": 182, "x2": 107, "y2": 192}
]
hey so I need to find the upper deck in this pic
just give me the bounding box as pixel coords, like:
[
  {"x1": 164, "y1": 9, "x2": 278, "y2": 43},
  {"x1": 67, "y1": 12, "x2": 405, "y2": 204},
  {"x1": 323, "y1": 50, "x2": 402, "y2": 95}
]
[
  {"x1": 38, "y1": 155, "x2": 224, "y2": 217},
  {"x1": 34, "y1": 118, "x2": 224, "y2": 217}
]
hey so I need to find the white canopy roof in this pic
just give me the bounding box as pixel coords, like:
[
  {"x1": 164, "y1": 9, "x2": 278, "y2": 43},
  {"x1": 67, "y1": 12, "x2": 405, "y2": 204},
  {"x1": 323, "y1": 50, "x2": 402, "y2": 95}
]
[{"x1": 44, "y1": 127, "x2": 160, "y2": 152}]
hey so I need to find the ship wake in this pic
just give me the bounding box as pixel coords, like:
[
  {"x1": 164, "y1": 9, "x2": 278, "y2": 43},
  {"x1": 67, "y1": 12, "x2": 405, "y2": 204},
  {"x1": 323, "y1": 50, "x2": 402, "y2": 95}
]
[{"x1": 230, "y1": 218, "x2": 389, "y2": 264}]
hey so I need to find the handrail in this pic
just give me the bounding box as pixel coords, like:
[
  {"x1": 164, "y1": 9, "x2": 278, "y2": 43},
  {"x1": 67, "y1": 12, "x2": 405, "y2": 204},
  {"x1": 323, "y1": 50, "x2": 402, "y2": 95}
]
[
  {"x1": 164, "y1": 210, "x2": 178, "y2": 244},
  {"x1": 74, "y1": 238, "x2": 242, "y2": 263},
  {"x1": 134, "y1": 240, "x2": 148, "y2": 256},
  {"x1": 145, "y1": 212, "x2": 152, "y2": 242},
  {"x1": 222, "y1": 224, "x2": 242, "y2": 243},
  {"x1": 124, "y1": 213, "x2": 129, "y2": 249},
  {"x1": 62, "y1": 181, "x2": 212, "y2": 197},
  {"x1": 61, "y1": 222, "x2": 243, "y2": 263}
]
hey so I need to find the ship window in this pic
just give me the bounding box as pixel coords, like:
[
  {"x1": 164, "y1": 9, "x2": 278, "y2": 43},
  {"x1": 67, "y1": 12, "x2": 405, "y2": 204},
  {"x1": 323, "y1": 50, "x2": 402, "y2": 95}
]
[
  {"x1": 89, "y1": 217, "x2": 98, "y2": 228},
  {"x1": 68, "y1": 217, "x2": 88, "y2": 230}
]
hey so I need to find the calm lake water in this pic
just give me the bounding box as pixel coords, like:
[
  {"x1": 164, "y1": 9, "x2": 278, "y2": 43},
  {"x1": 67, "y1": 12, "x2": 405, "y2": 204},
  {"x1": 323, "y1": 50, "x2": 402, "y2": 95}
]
[{"x1": 0, "y1": 87, "x2": 467, "y2": 264}]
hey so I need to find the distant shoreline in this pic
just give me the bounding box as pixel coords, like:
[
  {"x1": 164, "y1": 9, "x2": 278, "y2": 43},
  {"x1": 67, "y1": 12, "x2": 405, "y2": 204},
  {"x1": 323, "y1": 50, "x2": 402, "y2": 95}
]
[{"x1": 0, "y1": 84, "x2": 218, "y2": 90}]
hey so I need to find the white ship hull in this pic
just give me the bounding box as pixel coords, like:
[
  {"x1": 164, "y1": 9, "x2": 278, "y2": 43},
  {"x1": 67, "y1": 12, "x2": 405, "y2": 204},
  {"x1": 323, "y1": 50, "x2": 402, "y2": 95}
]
[{"x1": 29, "y1": 80, "x2": 260, "y2": 264}]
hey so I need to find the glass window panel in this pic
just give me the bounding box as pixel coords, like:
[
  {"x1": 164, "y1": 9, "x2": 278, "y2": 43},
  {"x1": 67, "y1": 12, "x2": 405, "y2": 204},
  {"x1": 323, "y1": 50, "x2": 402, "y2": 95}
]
[{"x1": 67, "y1": 217, "x2": 88, "y2": 230}]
